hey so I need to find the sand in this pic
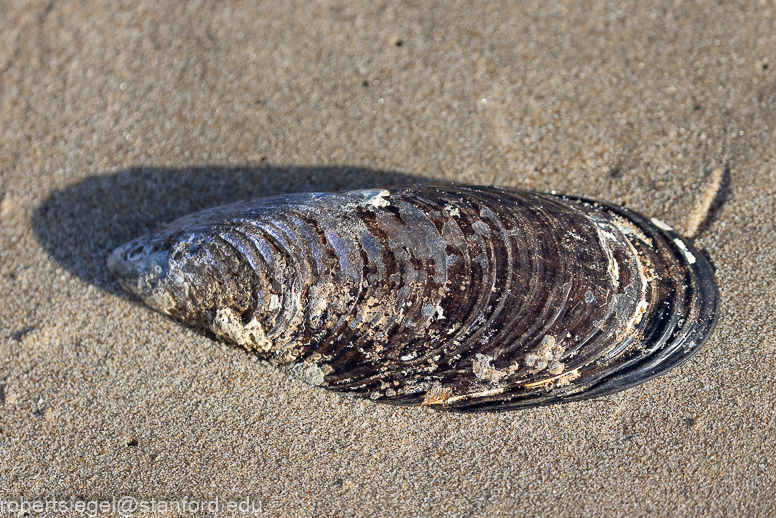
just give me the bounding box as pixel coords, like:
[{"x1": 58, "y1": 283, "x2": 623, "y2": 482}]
[{"x1": 1, "y1": 0, "x2": 775, "y2": 516}]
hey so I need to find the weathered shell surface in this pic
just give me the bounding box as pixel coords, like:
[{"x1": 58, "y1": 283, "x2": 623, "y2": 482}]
[{"x1": 108, "y1": 185, "x2": 718, "y2": 411}]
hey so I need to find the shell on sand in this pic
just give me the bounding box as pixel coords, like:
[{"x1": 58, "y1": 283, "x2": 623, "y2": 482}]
[{"x1": 108, "y1": 185, "x2": 718, "y2": 411}]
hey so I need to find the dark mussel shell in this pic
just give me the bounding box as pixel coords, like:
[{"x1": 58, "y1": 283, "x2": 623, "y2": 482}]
[{"x1": 108, "y1": 185, "x2": 718, "y2": 411}]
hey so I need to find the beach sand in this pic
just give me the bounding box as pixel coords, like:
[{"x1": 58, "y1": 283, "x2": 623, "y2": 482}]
[{"x1": 1, "y1": 1, "x2": 774, "y2": 515}]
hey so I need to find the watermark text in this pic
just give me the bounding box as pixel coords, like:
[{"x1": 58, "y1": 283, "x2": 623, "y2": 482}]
[{"x1": 0, "y1": 496, "x2": 261, "y2": 516}]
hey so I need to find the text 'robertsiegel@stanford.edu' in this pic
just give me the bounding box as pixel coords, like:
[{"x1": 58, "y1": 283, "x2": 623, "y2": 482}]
[{"x1": 0, "y1": 495, "x2": 262, "y2": 515}]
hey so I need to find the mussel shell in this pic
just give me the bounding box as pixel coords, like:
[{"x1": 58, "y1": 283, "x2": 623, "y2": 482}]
[{"x1": 108, "y1": 185, "x2": 718, "y2": 411}]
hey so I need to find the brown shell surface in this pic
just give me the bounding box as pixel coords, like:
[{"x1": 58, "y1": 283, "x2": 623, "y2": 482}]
[{"x1": 108, "y1": 185, "x2": 718, "y2": 411}]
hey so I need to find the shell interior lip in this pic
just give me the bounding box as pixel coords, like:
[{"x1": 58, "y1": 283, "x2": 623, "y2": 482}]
[{"x1": 108, "y1": 185, "x2": 719, "y2": 412}]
